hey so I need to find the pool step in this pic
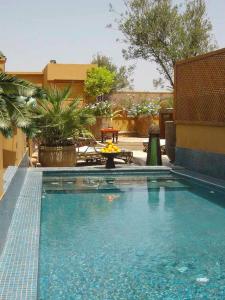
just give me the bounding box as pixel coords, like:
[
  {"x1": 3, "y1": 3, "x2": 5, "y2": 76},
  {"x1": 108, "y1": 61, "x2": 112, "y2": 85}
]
[{"x1": 42, "y1": 178, "x2": 189, "y2": 193}]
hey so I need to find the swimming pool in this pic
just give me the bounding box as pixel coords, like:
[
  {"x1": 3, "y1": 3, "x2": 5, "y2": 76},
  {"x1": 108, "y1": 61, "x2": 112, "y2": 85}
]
[{"x1": 38, "y1": 171, "x2": 225, "y2": 299}]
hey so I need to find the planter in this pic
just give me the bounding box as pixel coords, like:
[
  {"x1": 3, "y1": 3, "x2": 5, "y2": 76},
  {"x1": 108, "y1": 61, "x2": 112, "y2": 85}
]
[
  {"x1": 165, "y1": 121, "x2": 176, "y2": 162},
  {"x1": 90, "y1": 117, "x2": 111, "y2": 139},
  {"x1": 135, "y1": 115, "x2": 153, "y2": 137},
  {"x1": 39, "y1": 145, "x2": 76, "y2": 167}
]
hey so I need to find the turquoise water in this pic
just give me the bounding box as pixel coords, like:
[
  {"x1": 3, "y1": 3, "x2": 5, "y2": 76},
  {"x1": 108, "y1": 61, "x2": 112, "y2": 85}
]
[{"x1": 39, "y1": 173, "x2": 225, "y2": 299}]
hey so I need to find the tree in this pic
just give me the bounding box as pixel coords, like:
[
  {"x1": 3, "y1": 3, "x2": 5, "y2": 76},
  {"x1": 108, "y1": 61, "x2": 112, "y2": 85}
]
[
  {"x1": 111, "y1": 0, "x2": 216, "y2": 88},
  {"x1": 91, "y1": 53, "x2": 134, "y2": 90},
  {"x1": 0, "y1": 72, "x2": 42, "y2": 137},
  {"x1": 84, "y1": 67, "x2": 116, "y2": 100}
]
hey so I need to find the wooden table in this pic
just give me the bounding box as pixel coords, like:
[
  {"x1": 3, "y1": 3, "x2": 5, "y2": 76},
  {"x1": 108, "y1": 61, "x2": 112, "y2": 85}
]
[{"x1": 101, "y1": 128, "x2": 119, "y2": 143}]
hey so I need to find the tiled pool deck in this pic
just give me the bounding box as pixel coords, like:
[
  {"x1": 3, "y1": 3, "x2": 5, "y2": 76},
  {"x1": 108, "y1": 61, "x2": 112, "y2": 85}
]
[
  {"x1": 3, "y1": 166, "x2": 18, "y2": 192},
  {"x1": 0, "y1": 171, "x2": 42, "y2": 300},
  {"x1": 0, "y1": 166, "x2": 224, "y2": 299}
]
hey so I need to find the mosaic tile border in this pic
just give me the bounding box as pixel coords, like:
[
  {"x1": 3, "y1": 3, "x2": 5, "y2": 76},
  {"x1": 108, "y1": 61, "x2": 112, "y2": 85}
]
[
  {"x1": 171, "y1": 169, "x2": 225, "y2": 190},
  {"x1": 0, "y1": 170, "x2": 42, "y2": 300},
  {"x1": 0, "y1": 153, "x2": 29, "y2": 255},
  {"x1": 3, "y1": 166, "x2": 18, "y2": 192},
  {"x1": 175, "y1": 147, "x2": 225, "y2": 179}
]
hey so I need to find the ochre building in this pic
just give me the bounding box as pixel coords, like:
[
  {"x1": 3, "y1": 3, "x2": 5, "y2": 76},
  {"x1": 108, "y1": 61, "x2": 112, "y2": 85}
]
[
  {"x1": 1, "y1": 55, "x2": 96, "y2": 102},
  {"x1": 0, "y1": 55, "x2": 96, "y2": 197}
]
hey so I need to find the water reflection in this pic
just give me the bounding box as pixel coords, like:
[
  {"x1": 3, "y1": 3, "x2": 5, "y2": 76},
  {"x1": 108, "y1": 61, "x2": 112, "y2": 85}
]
[{"x1": 102, "y1": 194, "x2": 120, "y2": 202}]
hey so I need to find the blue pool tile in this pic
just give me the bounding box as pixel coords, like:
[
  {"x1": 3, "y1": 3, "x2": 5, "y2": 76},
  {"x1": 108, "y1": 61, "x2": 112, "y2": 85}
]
[{"x1": 0, "y1": 171, "x2": 42, "y2": 300}]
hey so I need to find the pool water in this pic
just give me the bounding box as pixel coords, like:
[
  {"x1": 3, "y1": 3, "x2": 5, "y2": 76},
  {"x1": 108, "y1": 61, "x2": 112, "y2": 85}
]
[{"x1": 38, "y1": 173, "x2": 225, "y2": 299}]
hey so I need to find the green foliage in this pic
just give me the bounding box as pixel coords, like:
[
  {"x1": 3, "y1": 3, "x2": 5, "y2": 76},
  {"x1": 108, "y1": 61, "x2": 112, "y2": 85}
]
[
  {"x1": 0, "y1": 72, "x2": 42, "y2": 137},
  {"x1": 159, "y1": 96, "x2": 174, "y2": 108},
  {"x1": 35, "y1": 86, "x2": 96, "y2": 146},
  {"x1": 127, "y1": 99, "x2": 160, "y2": 117},
  {"x1": 84, "y1": 67, "x2": 116, "y2": 98},
  {"x1": 91, "y1": 53, "x2": 134, "y2": 90},
  {"x1": 87, "y1": 100, "x2": 123, "y2": 119},
  {"x1": 112, "y1": 0, "x2": 216, "y2": 88},
  {"x1": 87, "y1": 101, "x2": 111, "y2": 117}
]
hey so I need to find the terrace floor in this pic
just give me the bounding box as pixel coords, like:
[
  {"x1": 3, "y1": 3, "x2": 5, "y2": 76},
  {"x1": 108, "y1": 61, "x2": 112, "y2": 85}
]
[
  {"x1": 99, "y1": 136, "x2": 172, "y2": 167},
  {"x1": 30, "y1": 136, "x2": 173, "y2": 168}
]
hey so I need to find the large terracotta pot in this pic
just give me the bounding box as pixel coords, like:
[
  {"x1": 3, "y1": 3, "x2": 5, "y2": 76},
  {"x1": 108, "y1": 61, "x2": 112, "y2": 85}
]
[
  {"x1": 165, "y1": 121, "x2": 176, "y2": 162},
  {"x1": 39, "y1": 145, "x2": 76, "y2": 167},
  {"x1": 90, "y1": 117, "x2": 111, "y2": 139},
  {"x1": 135, "y1": 115, "x2": 153, "y2": 137}
]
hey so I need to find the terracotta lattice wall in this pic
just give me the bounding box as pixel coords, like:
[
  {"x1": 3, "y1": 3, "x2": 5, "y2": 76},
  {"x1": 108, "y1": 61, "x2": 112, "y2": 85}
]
[{"x1": 175, "y1": 48, "x2": 225, "y2": 125}]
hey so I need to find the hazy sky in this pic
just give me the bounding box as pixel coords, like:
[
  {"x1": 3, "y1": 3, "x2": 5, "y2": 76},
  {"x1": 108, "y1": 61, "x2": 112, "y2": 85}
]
[{"x1": 1, "y1": 0, "x2": 225, "y2": 91}]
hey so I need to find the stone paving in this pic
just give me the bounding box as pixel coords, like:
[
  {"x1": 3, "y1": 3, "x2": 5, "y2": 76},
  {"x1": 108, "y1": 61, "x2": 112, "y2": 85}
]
[{"x1": 115, "y1": 136, "x2": 172, "y2": 167}]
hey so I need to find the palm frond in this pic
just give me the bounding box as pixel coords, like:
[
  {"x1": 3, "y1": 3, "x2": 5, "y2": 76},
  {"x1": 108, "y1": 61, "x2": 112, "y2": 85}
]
[
  {"x1": 0, "y1": 72, "x2": 45, "y2": 137},
  {"x1": 0, "y1": 72, "x2": 36, "y2": 95},
  {"x1": 0, "y1": 96, "x2": 11, "y2": 130},
  {"x1": 34, "y1": 86, "x2": 96, "y2": 145}
]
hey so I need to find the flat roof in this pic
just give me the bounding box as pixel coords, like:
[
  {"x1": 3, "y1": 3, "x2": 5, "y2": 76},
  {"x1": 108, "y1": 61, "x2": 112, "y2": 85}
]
[{"x1": 7, "y1": 72, "x2": 43, "y2": 75}]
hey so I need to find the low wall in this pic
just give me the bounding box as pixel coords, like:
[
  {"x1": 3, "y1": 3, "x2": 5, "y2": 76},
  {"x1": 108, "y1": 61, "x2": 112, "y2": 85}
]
[
  {"x1": 90, "y1": 116, "x2": 159, "y2": 139},
  {"x1": 175, "y1": 124, "x2": 225, "y2": 178},
  {"x1": 112, "y1": 117, "x2": 136, "y2": 133},
  {"x1": 109, "y1": 91, "x2": 172, "y2": 108}
]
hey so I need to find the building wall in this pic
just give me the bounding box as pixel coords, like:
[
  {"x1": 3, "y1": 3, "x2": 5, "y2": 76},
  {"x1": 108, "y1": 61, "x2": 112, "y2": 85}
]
[
  {"x1": 0, "y1": 59, "x2": 96, "y2": 196},
  {"x1": 2, "y1": 129, "x2": 27, "y2": 168},
  {"x1": 175, "y1": 48, "x2": 225, "y2": 178},
  {"x1": 0, "y1": 129, "x2": 27, "y2": 198},
  {"x1": 48, "y1": 81, "x2": 86, "y2": 103},
  {"x1": 7, "y1": 62, "x2": 96, "y2": 102},
  {"x1": 9, "y1": 73, "x2": 43, "y2": 87},
  {"x1": 44, "y1": 63, "x2": 96, "y2": 81},
  {"x1": 176, "y1": 124, "x2": 225, "y2": 155},
  {"x1": 0, "y1": 58, "x2": 6, "y2": 72},
  {"x1": 0, "y1": 134, "x2": 3, "y2": 196}
]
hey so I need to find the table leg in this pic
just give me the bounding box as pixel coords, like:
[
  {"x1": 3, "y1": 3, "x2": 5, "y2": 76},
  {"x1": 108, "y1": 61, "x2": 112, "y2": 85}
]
[
  {"x1": 106, "y1": 156, "x2": 115, "y2": 168},
  {"x1": 101, "y1": 132, "x2": 104, "y2": 143}
]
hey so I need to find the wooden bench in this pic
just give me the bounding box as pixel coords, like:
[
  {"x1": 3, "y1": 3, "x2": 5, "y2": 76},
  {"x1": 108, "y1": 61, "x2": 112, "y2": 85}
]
[
  {"x1": 76, "y1": 149, "x2": 133, "y2": 165},
  {"x1": 75, "y1": 137, "x2": 133, "y2": 165}
]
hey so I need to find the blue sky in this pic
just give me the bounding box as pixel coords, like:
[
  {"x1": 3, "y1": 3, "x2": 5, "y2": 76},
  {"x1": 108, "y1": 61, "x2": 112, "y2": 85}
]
[{"x1": 1, "y1": 0, "x2": 225, "y2": 91}]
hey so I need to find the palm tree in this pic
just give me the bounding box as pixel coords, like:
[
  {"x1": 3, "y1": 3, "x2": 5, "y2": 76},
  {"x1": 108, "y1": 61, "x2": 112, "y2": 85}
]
[
  {"x1": 0, "y1": 72, "x2": 41, "y2": 137},
  {"x1": 35, "y1": 86, "x2": 96, "y2": 146}
]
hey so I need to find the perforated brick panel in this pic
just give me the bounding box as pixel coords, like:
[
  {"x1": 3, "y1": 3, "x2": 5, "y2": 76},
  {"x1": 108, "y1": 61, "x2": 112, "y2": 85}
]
[{"x1": 175, "y1": 49, "x2": 225, "y2": 124}]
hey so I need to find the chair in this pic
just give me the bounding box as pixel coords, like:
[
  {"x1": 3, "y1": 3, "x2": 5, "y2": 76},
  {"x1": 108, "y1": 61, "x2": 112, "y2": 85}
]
[
  {"x1": 75, "y1": 137, "x2": 105, "y2": 164},
  {"x1": 75, "y1": 137, "x2": 133, "y2": 165}
]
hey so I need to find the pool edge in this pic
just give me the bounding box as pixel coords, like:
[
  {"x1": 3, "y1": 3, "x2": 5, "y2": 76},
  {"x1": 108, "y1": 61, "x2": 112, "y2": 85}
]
[{"x1": 0, "y1": 170, "x2": 42, "y2": 300}]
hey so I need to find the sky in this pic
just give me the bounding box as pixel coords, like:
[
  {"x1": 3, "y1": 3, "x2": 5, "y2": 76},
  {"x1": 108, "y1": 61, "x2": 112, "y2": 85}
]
[{"x1": 1, "y1": 0, "x2": 225, "y2": 91}]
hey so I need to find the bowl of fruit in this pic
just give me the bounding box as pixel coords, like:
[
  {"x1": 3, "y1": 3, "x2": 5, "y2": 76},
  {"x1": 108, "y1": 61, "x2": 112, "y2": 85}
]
[{"x1": 100, "y1": 142, "x2": 121, "y2": 168}]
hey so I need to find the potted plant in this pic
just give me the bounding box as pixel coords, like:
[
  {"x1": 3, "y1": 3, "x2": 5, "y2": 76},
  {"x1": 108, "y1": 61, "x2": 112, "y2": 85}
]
[
  {"x1": 127, "y1": 99, "x2": 160, "y2": 137},
  {"x1": 87, "y1": 100, "x2": 122, "y2": 138},
  {"x1": 35, "y1": 86, "x2": 95, "y2": 167}
]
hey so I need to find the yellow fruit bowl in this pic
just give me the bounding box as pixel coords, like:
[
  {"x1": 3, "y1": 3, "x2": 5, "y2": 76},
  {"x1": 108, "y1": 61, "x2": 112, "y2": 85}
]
[
  {"x1": 100, "y1": 142, "x2": 121, "y2": 168},
  {"x1": 100, "y1": 152, "x2": 120, "y2": 158},
  {"x1": 100, "y1": 142, "x2": 121, "y2": 154}
]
